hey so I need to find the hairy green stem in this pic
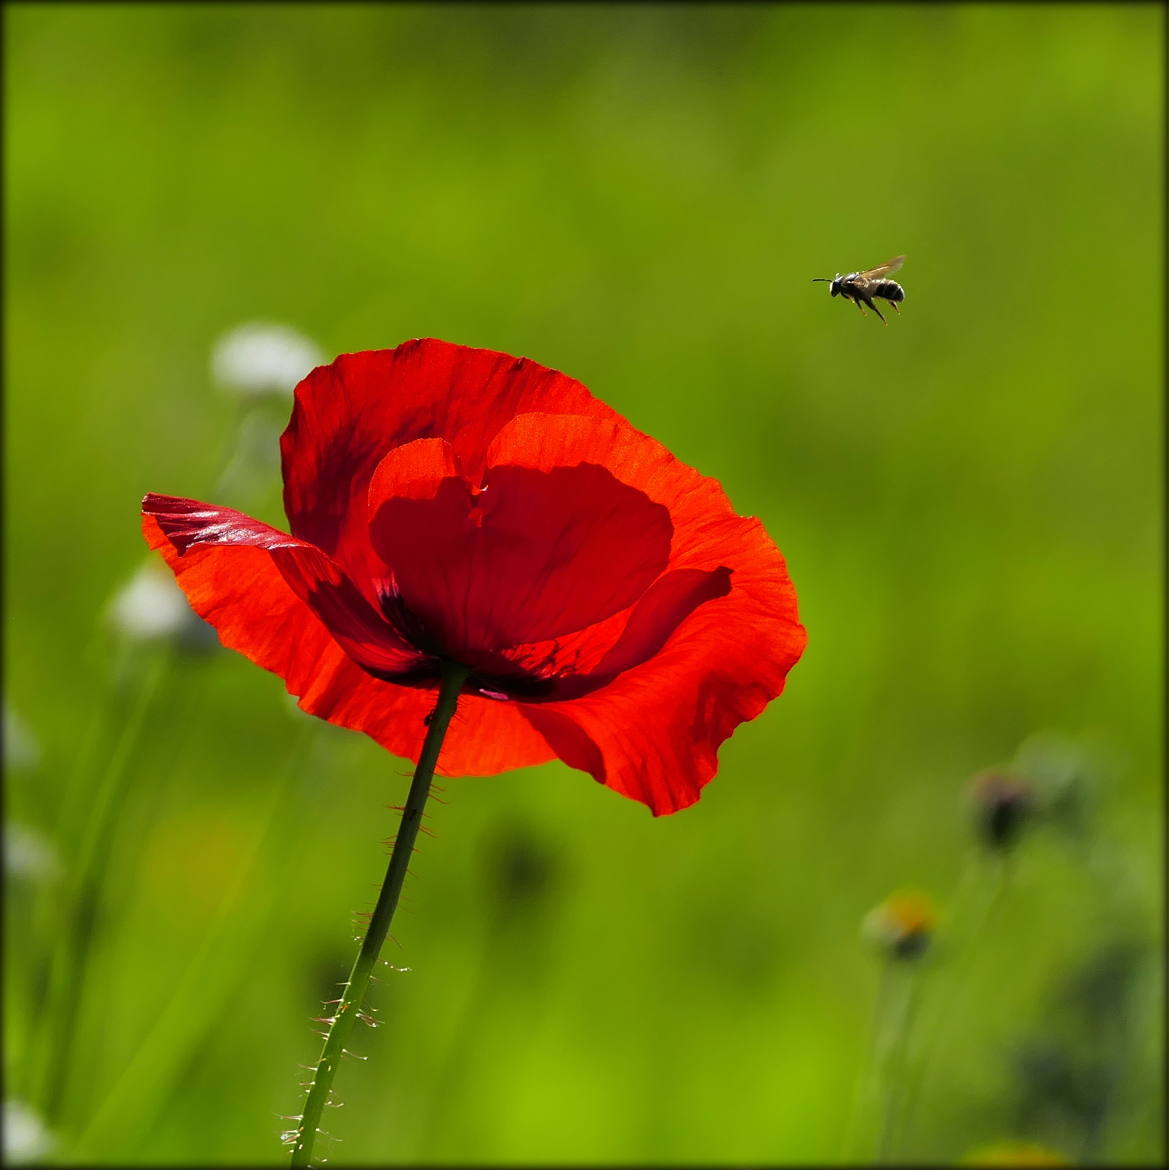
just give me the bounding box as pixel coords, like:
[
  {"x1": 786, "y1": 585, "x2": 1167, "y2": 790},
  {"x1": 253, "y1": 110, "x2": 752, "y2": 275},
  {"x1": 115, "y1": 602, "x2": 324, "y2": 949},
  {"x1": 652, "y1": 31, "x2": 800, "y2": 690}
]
[{"x1": 289, "y1": 660, "x2": 469, "y2": 1168}]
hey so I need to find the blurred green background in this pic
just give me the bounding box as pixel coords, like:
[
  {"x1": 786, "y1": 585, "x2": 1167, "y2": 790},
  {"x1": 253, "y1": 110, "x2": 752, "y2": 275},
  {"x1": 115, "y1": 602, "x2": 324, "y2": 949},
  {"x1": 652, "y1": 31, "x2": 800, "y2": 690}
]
[{"x1": 4, "y1": 2, "x2": 1162, "y2": 1165}]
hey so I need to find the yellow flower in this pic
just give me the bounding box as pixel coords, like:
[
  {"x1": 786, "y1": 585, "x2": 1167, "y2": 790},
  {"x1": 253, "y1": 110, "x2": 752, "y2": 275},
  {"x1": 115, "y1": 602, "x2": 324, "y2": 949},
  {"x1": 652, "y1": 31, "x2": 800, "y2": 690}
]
[
  {"x1": 863, "y1": 889, "x2": 938, "y2": 959},
  {"x1": 960, "y1": 1140, "x2": 1073, "y2": 1165}
]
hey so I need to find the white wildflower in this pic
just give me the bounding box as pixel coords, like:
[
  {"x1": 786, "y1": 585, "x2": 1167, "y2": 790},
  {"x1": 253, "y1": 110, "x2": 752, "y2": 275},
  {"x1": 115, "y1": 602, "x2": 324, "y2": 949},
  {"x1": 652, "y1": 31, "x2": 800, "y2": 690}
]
[
  {"x1": 211, "y1": 321, "x2": 323, "y2": 399},
  {"x1": 4, "y1": 824, "x2": 62, "y2": 884},
  {"x1": 3, "y1": 707, "x2": 40, "y2": 771},
  {"x1": 107, "y1": 561, "x2": 195, "y2": 641},
  {"x1": 3, "y1": 1100, "x2": 56, "y2": 1164}
]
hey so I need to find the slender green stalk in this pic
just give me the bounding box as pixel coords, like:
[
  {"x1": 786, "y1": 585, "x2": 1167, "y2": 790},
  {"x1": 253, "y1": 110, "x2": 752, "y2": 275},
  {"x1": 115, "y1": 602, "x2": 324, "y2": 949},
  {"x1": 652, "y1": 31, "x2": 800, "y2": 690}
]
[
  {"x1": 840, "y1": 957, "x2": 895, "y2": 1162},
  {"x1": 289, "y1": 660, "x2": 470, "y2": 1168},
  {"x1": 873, "y1": 960, "x2": 921, "y2": 1163},
  {"x1": 30, "y1": 642, "x2": 172, "y2": 1119},
  {"x1": 896, "y1": 855, "x2": 1008, "y2": 1139},
  {"x1": 68, "y1": 718, "x2": 318, "y2": 1160}
]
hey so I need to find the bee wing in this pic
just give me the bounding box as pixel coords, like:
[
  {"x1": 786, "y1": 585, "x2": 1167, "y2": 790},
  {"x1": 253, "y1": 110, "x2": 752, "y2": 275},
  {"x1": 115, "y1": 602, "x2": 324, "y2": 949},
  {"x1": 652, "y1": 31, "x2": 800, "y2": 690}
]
[{"x1": 858, "y1": 255, "x2": 905, "y2": 280}]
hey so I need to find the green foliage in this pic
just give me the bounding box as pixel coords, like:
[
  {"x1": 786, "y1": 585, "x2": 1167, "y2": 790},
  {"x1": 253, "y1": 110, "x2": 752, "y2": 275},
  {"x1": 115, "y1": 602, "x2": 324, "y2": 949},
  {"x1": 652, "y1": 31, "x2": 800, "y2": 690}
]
[{"x1": 5, "y1": 3, "x2": 1161, "y2": 1165}]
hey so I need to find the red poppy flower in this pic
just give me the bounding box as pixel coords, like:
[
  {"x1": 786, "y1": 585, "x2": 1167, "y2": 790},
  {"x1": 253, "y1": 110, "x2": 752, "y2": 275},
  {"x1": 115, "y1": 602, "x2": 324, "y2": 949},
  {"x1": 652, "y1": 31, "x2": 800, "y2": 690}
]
[{"x1": 142, "y1": 339, "x2": 806, "y2": 815}]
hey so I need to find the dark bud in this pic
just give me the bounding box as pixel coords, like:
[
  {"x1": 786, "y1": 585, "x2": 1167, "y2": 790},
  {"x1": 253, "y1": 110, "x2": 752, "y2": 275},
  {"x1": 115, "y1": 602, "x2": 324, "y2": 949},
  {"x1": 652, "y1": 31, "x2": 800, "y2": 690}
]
[{"x1": 970, "y1": 770, "x2": 1033, "y2": 851}]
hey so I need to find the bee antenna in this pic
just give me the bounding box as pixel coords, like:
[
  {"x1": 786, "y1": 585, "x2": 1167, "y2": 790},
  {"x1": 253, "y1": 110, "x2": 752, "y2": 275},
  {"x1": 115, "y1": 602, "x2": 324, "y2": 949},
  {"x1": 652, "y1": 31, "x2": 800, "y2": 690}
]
[{"x1": 811, "y1": 277, "x2": 831, "y2": 283}]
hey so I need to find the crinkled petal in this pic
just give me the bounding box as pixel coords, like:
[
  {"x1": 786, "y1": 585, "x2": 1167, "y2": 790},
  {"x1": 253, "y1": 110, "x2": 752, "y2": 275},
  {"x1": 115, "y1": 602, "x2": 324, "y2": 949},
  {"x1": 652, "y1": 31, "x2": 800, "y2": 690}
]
[
  {"x1": 142, "y1": 494, "x2": 423, "y2": 680},
  {"x1": 142, "y1": 510, "x2": 345, "y2": 693},
  {"x1": 142, "y1": 507, "x2": 554, "y2": 773},
  {"x1": 280, "y1": 340, "x2": 618, "y2": 571},
  {"x1": 522, "y1": 535, "x2": 805, "y2": 815},
  {"x1": 471, "y1": 412, "x2": 806, "y2": 813},
  {"x1": 485, "y1": 412, "x2": 808, "y2": 816},
  {"x1": 142, "y1": 493, "x2": 305, "y2": 555}
]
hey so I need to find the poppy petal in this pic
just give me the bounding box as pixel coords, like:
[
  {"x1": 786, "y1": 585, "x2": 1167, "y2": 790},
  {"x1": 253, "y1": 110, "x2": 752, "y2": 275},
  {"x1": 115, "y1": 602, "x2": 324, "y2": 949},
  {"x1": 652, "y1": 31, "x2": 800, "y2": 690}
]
[
  {"x1": 266, "y1": 544, "x2": 430, "y2": 680},
  {"x1": 551, "y1": 566, "x2": 733, "y2": 698},
  {"x1": 142, "y1": 493, "x2": 304, "y2": 555},
  {"x1": 142, "y1": 494, "x2": 424, "y2": 680},
  {"x1": 143, "y1": 508, "x2": 554, "y2": 773},
  {"x1": 368, "y1": 456, "x2": 672, "y2": 654},
  {"x1": 522, "y1": 621, "x2": 804, "y2": 816},
  {"x1": 143, "y1": 510, "x2": 343, "y2": 692},
  {"x1": 280, "y1": 340, "x2": 617, "y2": 568},
  {"x1": 293, "y1": 645, "x2": 557, "y2": 776},
  {"x1": 486, "y1": 411, "x2": 741, "y2": 569},
  {"x1": 519, "y1": 515, "x2": 806, "y2": 815},
  {"x1": 486, "y1": 411, "x2": 804, "y2": 672},
  {"x1": 467, "y1": 566, "x2": 732, "y2": 701}
]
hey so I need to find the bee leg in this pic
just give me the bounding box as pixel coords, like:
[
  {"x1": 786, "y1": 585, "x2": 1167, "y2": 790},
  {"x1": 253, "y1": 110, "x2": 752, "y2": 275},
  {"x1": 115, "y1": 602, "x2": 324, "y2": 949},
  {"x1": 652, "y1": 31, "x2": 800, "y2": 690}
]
[
  {"x1": 867, "y1": 298, "x2": 887, "y2": 324},
  {"x1": 890, "y1": 301, "x2": 900, "y2": 314},
  {"x1": 852, "y1": 296, "x2": 866, "y2": 315}
]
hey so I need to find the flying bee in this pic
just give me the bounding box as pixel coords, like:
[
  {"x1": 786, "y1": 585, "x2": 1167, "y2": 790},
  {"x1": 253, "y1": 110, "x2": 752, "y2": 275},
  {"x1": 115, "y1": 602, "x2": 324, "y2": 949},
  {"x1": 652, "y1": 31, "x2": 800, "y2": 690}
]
[{"x1": 812, "y1": 255, "x2": 906, "y2": 324}]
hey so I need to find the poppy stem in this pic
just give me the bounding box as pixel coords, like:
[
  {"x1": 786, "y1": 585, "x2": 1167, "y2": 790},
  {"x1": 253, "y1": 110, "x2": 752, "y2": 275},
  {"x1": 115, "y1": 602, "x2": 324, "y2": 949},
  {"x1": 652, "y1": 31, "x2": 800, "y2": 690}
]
[{"x1": 288, "y1": 659, "x2": 470, "y2": 1168}]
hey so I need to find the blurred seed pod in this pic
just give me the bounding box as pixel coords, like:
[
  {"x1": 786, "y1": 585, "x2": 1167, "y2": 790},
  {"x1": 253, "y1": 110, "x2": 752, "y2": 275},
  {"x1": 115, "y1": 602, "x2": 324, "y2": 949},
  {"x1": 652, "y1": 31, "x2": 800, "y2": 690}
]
[
  {"x1": 863, "y1": 889, "x2": 938, "y2": 960},
  {"x1": 969, "y1": 769, "x2": 1034, "y2": 852}
]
